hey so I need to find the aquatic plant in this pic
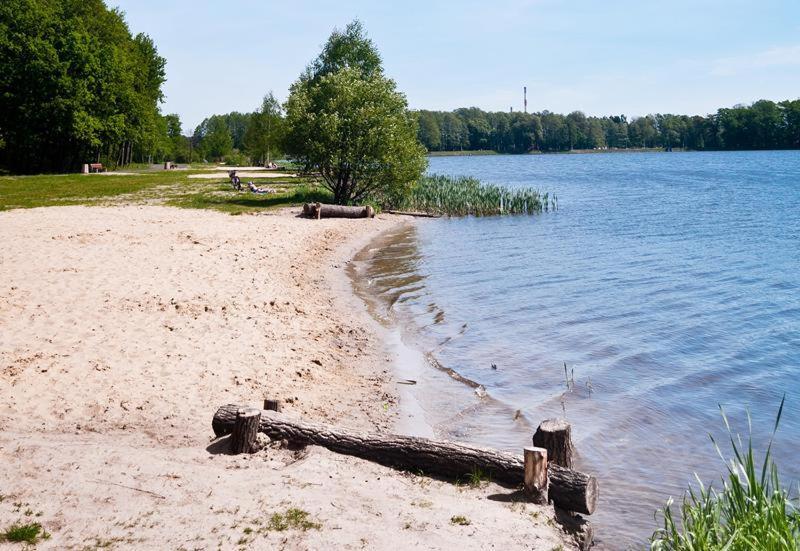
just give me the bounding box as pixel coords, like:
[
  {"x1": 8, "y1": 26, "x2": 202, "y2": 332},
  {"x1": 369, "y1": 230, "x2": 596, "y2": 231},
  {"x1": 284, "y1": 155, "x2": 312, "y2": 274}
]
[
  {"x1": 651, "y1": 397, "x2": 800, "y2": 550},
  {"x1": 393, "y1": 174, "x2": 557, "y2": 217}
]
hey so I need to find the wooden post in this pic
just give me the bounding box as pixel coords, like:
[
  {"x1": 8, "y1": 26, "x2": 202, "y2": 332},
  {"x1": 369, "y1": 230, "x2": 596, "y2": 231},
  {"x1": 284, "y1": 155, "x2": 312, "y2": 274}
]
[
  {"x1": 229, "y1": 408, "x2": 260, "y2": 454},
  {"x1": 533, "y1": 418, "x2": 575, "y2": 469},
  {"x1": 263, "y1": 399, "x2": 282, "y2": 412},
  {"x1": 315, "y1": 202, "x2": 322, "y2": 220},
  {"x1": 524, "y1": 446, "x2": 548, "y2": 505}
]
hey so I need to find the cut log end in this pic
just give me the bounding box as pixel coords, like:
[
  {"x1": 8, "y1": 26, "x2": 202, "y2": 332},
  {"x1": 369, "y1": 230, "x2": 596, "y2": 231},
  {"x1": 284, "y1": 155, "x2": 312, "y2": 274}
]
[
  {"x1": 533, "y1": 418, "x2": 575, "y2": 469},
  {"x1": 523, "y1": 446, "x2": 548, "y2": 505}
]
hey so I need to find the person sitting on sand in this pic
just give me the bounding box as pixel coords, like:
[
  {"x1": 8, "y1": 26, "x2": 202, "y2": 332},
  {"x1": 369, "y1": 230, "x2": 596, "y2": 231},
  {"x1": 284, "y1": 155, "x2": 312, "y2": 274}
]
[
  {"x1": 248, "y1": 181, "x2": 275, "y2": 194},
  {"x1": 229, "y1": 170, "x2": 242, "y2": 191}
]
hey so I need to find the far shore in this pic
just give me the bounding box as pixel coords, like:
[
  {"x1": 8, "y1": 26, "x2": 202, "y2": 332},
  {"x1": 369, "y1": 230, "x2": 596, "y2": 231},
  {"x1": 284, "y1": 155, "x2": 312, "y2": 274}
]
[
  {"x1": 0, "y1": 205, "x2": 575, "y2": 549},
  {"x1": 427, "y1": 146, "x2": 681, "y2": 157}
]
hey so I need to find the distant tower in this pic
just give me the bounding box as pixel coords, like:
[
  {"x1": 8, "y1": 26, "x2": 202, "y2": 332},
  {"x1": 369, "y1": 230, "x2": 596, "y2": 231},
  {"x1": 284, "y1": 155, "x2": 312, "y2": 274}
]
[{"x1": 524, "y1": 87, "x2": 528, "y2": 113}]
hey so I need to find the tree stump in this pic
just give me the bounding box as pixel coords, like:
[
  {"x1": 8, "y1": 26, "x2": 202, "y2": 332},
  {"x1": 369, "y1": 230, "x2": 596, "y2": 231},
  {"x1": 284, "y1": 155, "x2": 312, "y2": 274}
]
[
  {"x1": 229, "y1": 408, "x2": 261, "y2": 454},
  {"x1": 264, "y1": 399, "x2": 282, "y2": 412},
  {"x1": 523, "y1": 446, "x2": 548, "y2": 505},
  {"x1": 533, "y1": 418, "x2": 575, "y2": 469}
]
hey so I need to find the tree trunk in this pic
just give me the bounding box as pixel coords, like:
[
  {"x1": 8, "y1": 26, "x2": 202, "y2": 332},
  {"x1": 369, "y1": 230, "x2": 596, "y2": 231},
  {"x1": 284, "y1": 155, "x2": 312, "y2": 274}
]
[
  {"x1": 229, "y1": 407, "x2": 261, "y2": 454},
  {"x1": 212, "y1": 404, "x2": 598, "y2": 515},
  {"x1": 303, "y1": 203, "x2": 375, "y2": 219},
  {"x1": 533, "y1": 418, "x2": 575, "y2": 469}
]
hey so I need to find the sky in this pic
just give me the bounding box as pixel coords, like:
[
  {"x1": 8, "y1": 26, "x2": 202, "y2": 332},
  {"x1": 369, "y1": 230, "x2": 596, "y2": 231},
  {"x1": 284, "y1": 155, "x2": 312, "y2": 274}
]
[{"x1": 112, "y1": 0, "x2": 800, "y2": 133}]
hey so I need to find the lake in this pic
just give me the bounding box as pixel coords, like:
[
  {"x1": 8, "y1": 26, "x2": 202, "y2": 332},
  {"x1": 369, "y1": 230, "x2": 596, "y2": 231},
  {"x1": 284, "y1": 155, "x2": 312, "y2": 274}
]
[{"x1": 351, "y1": 150, "x2": 800, "y2": 547}]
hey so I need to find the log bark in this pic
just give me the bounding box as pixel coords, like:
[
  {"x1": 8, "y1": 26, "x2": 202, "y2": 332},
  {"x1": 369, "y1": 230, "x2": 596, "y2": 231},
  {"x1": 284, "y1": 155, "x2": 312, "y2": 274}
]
[
  {"x1": 212, "y1": 404, "x2": 598, "y2": 514},
  {"x1": 303, "y1": 203, "x2": 375, "y2": 219},
  {"x1": 533, "y1": 418, "x2": 575, "y2": 469},
  {"x1": 229, "y1": 407, "x2": 260, "y2": 454}
]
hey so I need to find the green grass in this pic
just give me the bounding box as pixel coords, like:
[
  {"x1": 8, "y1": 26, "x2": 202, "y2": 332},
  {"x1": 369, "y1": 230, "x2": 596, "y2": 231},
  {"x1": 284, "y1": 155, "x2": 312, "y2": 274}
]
[
  {"x1": 0, "y1": 170, "x2": 328, "y2": 214},
  {"x1": 394, "y1": 174, "x2": 556, "y2": 217},
  {"x1": 1, "y1": 522, "x2": 50, "y2": 544},
  {"x1": 450, "y1": 515, "x2": 471, "y2": 526},
  {"x1": 651, "y1": 397, "x2": 800, "y2": 550},
  {"x1": 466, "y1": 467, "x2": 491, "y2": 488},
  {"x1": 266, "y1": 508, "x2": 321, "y2": 532}
]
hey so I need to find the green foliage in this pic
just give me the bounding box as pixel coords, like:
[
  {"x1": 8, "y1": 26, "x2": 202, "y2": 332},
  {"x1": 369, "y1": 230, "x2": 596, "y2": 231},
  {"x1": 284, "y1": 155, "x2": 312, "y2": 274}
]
[
  {"x1": 651, "y1": 398, "x2": 800, "y2": 550},
  {"x1": 0, "y1": 0, "x2": 168, "y2": 173},
  {"x1": 466, "y1": 467, "x2": 491, "y2": 488},
  {"x1": 194, "y1": 116, "x2": 234, "y2": 161},
  {"x1": 416, "y1": 99, "x2": 800, "y2": 153},
  {"x1": 1, "y1": 522, "x2": 49, "y2": 544},
  {"x1": 393, "y1": 174, "x2": 555, "y2": 217},
  {"x1": 266, "y1": 508, "x2": 321, "y2": 532},
  {"x1": 285, "y1": 21, "x2": 426, "y2": 205},
  {"x1": 303, "y1": 19, "x2": 382, "y2": 82},
  {"x1": 244, "y1": 92, "x2": 285, "y2": 165}
]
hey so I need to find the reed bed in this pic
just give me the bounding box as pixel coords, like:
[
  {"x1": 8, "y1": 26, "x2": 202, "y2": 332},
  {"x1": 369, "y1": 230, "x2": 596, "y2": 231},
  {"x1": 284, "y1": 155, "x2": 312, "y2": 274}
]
[
  {"x1": 651, "y1": 398, "x2": 800, "y2": 550},
  {"x1": 395, "y1": 174, "x2": 557, "y2": 217}
]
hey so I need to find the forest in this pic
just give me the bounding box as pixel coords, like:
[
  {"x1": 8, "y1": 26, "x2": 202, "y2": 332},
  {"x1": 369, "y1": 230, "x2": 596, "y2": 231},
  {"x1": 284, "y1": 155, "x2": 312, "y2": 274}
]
[{"x1": 416, "y1": 100, "x2": 800, "y2": 153}]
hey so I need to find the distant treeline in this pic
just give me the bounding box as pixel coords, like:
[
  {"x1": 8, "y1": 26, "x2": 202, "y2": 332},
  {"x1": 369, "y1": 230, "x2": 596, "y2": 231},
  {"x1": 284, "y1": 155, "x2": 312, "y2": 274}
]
[{"x1": 417, "y1": 99, "x2": 800, "y2": 153}]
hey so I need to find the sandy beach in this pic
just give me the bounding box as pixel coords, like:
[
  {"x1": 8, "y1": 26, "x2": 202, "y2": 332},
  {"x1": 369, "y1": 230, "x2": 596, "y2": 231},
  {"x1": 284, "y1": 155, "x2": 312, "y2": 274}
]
[{"x1": 0, "y1": 206, "x2": 572, "y2": 549}]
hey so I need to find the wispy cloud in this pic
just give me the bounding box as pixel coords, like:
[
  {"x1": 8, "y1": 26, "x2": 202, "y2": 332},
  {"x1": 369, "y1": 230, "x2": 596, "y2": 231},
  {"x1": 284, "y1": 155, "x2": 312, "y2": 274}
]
[{"x1": 711, "y1": 45, "x2": 800, "y2": 76}]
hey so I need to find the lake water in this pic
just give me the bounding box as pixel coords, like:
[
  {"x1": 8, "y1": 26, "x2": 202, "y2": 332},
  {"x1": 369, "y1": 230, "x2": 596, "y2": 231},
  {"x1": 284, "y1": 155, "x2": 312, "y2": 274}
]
[{"x1": 351, "y1": 150, "x2": 800, "y2": 547}]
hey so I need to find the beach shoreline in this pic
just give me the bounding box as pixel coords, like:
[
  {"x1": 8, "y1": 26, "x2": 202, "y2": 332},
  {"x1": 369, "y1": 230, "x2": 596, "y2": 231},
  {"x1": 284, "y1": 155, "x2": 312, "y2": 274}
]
[{"x1": 0, "y1": 205, "x2": 574, "y2": 549}]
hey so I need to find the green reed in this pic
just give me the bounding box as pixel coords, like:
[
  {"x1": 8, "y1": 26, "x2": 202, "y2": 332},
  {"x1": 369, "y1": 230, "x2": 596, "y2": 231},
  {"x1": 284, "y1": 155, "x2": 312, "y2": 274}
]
[
  {"x1": 396, "y1": 174, "x2": 557, "y2": 217},
  {"x1": 651, "y1": 397, "x2": 800, "y2": 550}
]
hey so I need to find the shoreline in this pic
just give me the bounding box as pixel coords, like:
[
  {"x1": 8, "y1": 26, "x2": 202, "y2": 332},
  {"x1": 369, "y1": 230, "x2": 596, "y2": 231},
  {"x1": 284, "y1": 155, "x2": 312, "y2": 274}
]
[{"x1": 0, "y1": 205, "x2": 575, "y2": 549}]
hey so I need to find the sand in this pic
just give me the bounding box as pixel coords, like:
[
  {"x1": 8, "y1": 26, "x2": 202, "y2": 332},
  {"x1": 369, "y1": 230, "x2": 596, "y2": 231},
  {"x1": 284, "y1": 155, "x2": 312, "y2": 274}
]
[{"x1": 0, "y1": 206, "x2": 573, "y2": 549}]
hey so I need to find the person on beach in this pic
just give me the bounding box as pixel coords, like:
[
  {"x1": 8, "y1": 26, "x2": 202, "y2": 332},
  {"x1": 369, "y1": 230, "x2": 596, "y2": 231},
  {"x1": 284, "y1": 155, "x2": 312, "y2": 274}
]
[
  {"x1": 229, "y1": 170, "x2": 242, "y2": 191},
  {"x1": 248, "y1": 181, "x2": 275, "y2": 194}
]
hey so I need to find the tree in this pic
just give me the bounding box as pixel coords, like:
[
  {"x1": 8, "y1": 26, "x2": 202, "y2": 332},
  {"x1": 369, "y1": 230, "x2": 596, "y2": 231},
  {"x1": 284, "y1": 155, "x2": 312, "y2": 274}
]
[
  {"x1": 0, "y1": 0, "x2": 167, "y2": 173},
  {"x1": 195, "y1": 116, "x2": 233, "y2": 161},
  {"x1": 284, "y1": 21, "x2": 426, "y2": 205},
  {"x1": 244, "y1": 92, "x2": 284, "y2": 165}
]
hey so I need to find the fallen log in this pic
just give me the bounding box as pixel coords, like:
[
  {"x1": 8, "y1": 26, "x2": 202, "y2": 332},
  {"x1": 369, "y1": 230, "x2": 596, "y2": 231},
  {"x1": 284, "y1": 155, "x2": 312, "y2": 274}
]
[
  {"x1": 303, "y1": 203, "x2": 375, "y2": 219},
  {"x1": 212, "y1": 404, "x2": 598, "y2": 515}
]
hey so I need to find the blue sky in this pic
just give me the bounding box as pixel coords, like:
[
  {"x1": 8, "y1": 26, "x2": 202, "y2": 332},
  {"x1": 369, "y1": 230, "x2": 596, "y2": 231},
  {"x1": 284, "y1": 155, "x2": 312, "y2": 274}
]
[{"x1": 112, "y1": 0, "x2": 800, "y2": 133}]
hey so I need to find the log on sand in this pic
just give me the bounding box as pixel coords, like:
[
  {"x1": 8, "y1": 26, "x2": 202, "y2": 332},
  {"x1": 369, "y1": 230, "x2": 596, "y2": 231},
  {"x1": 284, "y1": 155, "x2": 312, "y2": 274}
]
[
  {"x1": 303, "y1": 203, "x2": 375, "y2": 219},
  {"x1": 212, "y1": 404, "x2": 598, "y2": 515}
]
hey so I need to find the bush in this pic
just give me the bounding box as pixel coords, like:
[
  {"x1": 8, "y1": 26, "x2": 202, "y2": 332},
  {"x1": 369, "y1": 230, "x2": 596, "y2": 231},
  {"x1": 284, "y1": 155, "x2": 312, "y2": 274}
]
[{"x1": 223, "y1": 149, "x2": 250, "y2": 166}]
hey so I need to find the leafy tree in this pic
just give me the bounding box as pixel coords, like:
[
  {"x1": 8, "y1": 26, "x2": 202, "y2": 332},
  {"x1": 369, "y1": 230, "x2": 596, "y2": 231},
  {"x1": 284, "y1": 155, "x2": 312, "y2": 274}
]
[
  {"x1": 0, "y1": 0, "x2": 167, "y2": 173},
  {"x1": 284, "y1": 21, "x2": 426, "y2": 205},
  {"x1": 195, "y1": 116, "x2": 233, "y2": 161},
  {"x1": 244, "y1": 92, "x2": 285, "y2": 165}
]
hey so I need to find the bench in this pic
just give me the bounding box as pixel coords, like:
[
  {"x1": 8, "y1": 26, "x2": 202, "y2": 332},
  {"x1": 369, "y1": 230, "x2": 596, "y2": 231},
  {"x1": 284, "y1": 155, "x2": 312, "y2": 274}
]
[{"x1": 89, "y1": 163, "x2": 104, "y2": 173}]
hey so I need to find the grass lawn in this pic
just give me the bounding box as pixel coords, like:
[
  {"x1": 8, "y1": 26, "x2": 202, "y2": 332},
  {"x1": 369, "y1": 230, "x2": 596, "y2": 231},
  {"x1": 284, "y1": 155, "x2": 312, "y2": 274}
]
[{"x1": 0, "y1": 170, "x2": 332, "y2": 214}]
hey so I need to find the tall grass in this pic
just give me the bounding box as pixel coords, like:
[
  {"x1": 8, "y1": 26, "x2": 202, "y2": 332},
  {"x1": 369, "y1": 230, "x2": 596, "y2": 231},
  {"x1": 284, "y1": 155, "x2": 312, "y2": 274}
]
[
  {"x1": 651, "y1": 397, "x2": 800, "y2": 550},
  {"x1": 394, "y1": 174, "x2": 556, "y2": 217}
]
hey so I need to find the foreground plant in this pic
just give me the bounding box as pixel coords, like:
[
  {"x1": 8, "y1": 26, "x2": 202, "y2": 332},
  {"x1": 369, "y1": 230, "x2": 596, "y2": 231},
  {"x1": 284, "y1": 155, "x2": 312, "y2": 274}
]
[{"x1": 651, "y1": 397, "x2": 800, "y2": 550}]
